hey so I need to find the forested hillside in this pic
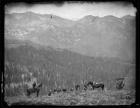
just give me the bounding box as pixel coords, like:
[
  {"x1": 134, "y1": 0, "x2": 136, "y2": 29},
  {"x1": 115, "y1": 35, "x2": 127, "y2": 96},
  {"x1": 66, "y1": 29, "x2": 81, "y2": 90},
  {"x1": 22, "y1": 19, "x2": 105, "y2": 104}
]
[{"x1": 4, "y1": 40, "x2": 135, "y2": 96}]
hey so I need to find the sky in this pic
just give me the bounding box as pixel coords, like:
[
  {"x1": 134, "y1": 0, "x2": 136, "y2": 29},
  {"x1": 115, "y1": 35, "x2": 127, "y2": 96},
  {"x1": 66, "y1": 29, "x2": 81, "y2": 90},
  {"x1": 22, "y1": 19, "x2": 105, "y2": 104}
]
[{"x1": 5, "y1": 2, "x2": 136, "y2": 20}]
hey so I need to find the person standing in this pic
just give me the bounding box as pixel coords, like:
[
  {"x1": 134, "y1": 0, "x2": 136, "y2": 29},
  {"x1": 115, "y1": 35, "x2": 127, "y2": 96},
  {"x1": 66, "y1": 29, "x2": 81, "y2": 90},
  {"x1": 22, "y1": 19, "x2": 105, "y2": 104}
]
[{"x1": 32, "y1": 81, "x2": 36, "y2": 88}]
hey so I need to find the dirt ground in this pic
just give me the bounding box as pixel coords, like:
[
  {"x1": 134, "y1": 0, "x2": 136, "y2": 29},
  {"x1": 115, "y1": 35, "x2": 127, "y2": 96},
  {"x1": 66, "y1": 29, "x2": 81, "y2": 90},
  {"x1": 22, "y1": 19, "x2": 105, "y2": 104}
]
[{"x1": 4, "y1": 89, "x2": 135, "y2": 106}]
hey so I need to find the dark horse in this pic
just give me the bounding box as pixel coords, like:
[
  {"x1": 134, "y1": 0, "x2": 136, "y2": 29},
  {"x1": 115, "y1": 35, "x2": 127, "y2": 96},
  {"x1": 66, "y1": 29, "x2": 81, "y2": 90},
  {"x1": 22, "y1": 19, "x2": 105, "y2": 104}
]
[
  {"x1": 75, "y1": 84, "x2": 80, "y2": 91},
  {"x1": 85, "y1": 81, "x2": 104, "y2": 91},
  {"x1": 27, "y1": 83, "x2": 42, "y2": 97}
]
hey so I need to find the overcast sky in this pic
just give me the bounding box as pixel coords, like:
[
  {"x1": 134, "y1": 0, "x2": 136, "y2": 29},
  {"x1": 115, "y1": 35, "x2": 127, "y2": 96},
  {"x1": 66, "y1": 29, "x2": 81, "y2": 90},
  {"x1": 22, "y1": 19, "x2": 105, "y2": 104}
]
[{"x1": 6, "y1": 2, "x2": 136, "y2": 20}]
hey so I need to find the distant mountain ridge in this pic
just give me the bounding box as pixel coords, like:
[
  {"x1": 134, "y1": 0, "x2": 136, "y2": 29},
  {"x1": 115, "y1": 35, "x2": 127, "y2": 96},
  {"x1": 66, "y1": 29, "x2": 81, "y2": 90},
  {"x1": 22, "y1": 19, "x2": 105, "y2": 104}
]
[{"x1": 5, "y1": 12, "x2": 135, "y2": 63}]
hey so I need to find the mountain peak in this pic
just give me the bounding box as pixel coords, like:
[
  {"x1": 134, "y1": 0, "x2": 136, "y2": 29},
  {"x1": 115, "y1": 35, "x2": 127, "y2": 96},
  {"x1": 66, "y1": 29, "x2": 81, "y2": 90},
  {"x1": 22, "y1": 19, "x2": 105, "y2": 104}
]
[
  {"x1": 121, "y1": 15, "x2": 135, "y2": 20},
  {"x1": 78, "y1": 15, "x2": 99, "y2": 23},
  {"x1": 82, "y1": 15, "x2": 99, "y2": 20},
  {"x1": 102, "y1": 15, "x2": 119, "y2": 20}
]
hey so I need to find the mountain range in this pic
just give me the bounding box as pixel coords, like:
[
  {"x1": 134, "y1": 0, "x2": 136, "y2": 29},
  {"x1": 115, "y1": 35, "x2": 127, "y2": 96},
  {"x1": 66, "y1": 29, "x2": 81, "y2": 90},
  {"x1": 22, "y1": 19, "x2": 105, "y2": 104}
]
[{"x1": 5, "y1": 12, "x2": 135, "y2": 63}]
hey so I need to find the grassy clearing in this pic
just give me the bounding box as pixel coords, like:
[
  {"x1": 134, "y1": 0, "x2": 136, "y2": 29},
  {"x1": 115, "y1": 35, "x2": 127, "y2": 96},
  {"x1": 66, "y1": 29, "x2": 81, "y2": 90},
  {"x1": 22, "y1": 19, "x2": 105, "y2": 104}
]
[{"x1": 5, "y1": 89, "x2": 135, "y2": 106}]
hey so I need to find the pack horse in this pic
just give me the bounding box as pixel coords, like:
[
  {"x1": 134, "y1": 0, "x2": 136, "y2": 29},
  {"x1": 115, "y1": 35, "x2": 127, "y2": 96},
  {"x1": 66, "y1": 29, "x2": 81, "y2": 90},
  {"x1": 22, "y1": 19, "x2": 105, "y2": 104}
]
[{"x1": 84, "y1": 81, "x2": 104, "y2": 91}]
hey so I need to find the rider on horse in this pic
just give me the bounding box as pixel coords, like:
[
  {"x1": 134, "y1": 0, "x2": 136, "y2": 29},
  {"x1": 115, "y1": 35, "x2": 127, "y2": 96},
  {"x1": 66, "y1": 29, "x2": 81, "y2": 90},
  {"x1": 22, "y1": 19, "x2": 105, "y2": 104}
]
[{"x1": 27, "y1": 81, "x2": 42, "y2": 97}]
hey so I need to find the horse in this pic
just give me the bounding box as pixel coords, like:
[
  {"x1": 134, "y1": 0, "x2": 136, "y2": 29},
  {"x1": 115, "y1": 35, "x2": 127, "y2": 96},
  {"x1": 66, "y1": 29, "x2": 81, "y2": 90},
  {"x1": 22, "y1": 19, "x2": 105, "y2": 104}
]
[
  {"x1": 84, "y1": 81, "x2": 93, "y2": 90},
  {"x1": 53, "y1": 88, "x2": 61, "y2": 93},
  {"x1": 48, "y1": 88, "x2": 65, "y2": 96},
  {"x1": 70, "y1": 88, "x2": 74, "y2": 92},
  {"x1": 62, "y1": 88, "x2": 67, "y2": 92},
  {"x1": 26, "y1": 83, "x2": 42, "y2": 97},
  {"x1": 83, "y1": 84, "x2": 88, "y2": 90},
  {"x1": 75, "y1": 84, "x2": 80, "y2": 91},
  {"x1": 92, "y1": 83, "x2": 104, "y2": 90},
  {"x1": 48, "y1": 90, "x2": 52, "y2": 96},
  {"x1": 85, "y1": 81, "x2": 104, "y2": 91}
]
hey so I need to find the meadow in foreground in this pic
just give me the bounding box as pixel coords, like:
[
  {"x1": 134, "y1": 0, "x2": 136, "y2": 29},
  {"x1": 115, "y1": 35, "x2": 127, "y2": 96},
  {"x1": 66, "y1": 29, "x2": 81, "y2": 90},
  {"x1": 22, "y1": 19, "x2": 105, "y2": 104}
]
[{"x1": 5, "y1": 89, "x2": 135, "y2": 106}]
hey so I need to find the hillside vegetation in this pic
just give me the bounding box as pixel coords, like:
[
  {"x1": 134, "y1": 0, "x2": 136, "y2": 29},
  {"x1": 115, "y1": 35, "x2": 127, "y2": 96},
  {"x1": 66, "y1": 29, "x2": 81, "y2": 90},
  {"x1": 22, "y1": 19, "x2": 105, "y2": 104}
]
[{"x1": 5, "y1": 40, "x2": 135, "y2": 96}]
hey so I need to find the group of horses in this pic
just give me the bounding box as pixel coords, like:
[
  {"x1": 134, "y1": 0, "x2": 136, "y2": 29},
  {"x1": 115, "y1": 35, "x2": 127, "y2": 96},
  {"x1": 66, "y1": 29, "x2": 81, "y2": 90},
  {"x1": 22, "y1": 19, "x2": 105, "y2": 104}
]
[
  {"x1": 75, "y1": 81, "x2": 104, "y2": 91},
  {"x1": 48, "y1": 88, "x2": 68, "y2": 96},
  {"x1": 47, "y1": 81, "x2": 104, "y2": 96},
  {"x1": 26, "y1": 81, "x2": 104, "y2": 97}
]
